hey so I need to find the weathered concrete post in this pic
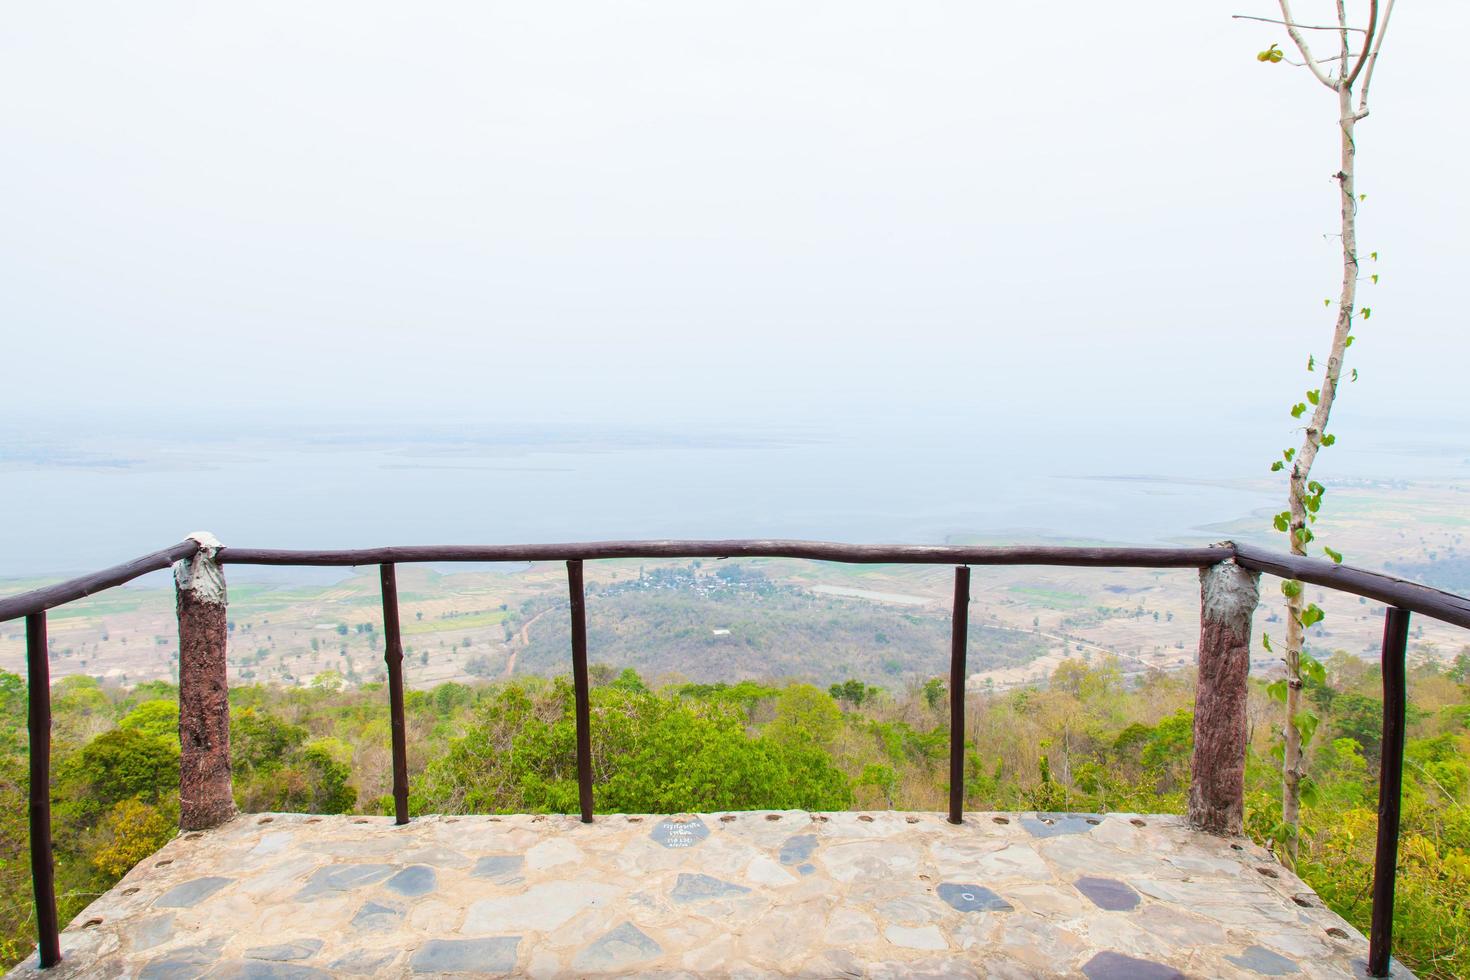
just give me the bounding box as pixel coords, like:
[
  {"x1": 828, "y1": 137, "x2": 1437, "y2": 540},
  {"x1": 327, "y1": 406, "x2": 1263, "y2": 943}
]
[
  {"x1": 174, "y1": 532, "x2": 236, "y2": 830},
  {"x1": 1188, "y1": 546, "x2": 1260, "y2": 836}
]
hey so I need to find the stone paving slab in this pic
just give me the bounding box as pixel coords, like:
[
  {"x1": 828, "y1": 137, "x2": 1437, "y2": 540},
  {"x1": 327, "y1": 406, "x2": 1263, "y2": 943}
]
[{"x1": 7, "y1": 811, "x2": 1411, "y2": 978}]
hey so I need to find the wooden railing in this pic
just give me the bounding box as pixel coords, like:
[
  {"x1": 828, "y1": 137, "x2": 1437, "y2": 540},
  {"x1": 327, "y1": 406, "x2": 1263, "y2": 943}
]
[{"x1": 3, "y1": 535, "x2": 1466, "y2": 975}]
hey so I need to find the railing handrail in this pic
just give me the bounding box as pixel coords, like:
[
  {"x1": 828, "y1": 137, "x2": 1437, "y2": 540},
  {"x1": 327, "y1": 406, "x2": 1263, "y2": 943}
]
[
  {"x1": 1231, "y1": 542, "x2": 1470, "y2": 627},
  {"x1": 215, "y1": 540, "x2": 1232, "y2": 567},
  {"x1": 0, "y1": 540, "x2": 201, "y2": 624},
  {"x1": 3, "y1": 538, "x2": 1468, "y2": 629}
]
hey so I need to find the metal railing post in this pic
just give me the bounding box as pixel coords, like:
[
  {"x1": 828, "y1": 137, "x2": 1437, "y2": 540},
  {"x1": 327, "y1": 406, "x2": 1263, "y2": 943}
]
[
  {"x1": 1367, "y1": 606, "x2": 1410, "y2": 977},
  {"x1": 949, "y1": 566, "x2": 970, "y2": 825},
  {"x1": 26, "y1": 612, "x2": 61, "y2": 969},
  {"x1": 567, "y1": 560, "x2": 594, "y2": 823},
  {"x1": 380, "y1": 564, "x2": 411, "y2": 825}
]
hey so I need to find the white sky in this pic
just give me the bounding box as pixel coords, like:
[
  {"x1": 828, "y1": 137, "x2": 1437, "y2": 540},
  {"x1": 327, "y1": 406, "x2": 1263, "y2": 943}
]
[{"x1": 2, "y1": 1, "x2": 1465, "y2": 441}]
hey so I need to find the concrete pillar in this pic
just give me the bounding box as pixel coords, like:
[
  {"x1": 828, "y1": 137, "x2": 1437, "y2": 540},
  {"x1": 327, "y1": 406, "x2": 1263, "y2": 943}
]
[
  {"x1": 174, "y1": 532, "x2": 235, "y2": 830},
  {"x1": 1188, "y1": 548, "x2": 1260, "y2": 836}
]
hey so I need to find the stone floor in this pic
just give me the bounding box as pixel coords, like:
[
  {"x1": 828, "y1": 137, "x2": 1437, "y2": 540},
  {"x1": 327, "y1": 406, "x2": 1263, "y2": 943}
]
[{"x1": 9, "y1": 810, "x2": 1408, "y2": 979}]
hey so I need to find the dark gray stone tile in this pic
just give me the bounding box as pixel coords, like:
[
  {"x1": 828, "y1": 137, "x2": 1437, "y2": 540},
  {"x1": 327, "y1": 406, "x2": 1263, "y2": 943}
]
[
  {"x1": 130, "y1": 912, "x2": 176, "y2": 952},
  {"x1": 139, "y1": 940, "x2": 226, "y2": 980},
  {"x1": 329, "y1": 949, "x2": 401, "y2": 975},
  {"x1": 471, "y1": 855, "x2": 525, "y2": 883},
  {"x1": 205, "y1": 963, "x2": 333, "y2": 979},
  {"x1": 292, "y1": 863, "x2": 395, "y2": 900},
  {"x1": 1075, "y1": 875, "x2": 1141, "y2": 911},
  {"x1": 1020, "y1": 813, "x2": 1099, "y2": 838},
  {"x1": 573, "y1": 921, "x2": 662, "y2": 971},
  {"x1": 351, "y1": 900, "x2": 406, "y2": 932},
  {"x1": 244, "y1": 940, "x2": 323, "y2": 962},
  {"x1": 670, "y1": 872, "x2": 751, "y2": 904},
  {"x1": 1081, "y1": 951, "x2": 1185, "y2": 980},
  {"x1": 410, "y1": 937, "x2": 520, "y2": 974},
  {"x1": 1228, "y1": 945, "x2": 1300, "y2": 975},
  {"x1": 936, "y1": 883, "x2": 1013, "y2": 913},
  {"x1": 651, "y1": 816, "x2": 709, "y2": 849},
  {"x1": 139, "y1": 960, "x2": 206, "y2": 980},
  {"x1": 385, "y1": 865, "x2": 436, "y2": 897},
  {"x1": 155, "y1": 876, "x2": 234, "y2": 908},
  {"x1": 778, "y1": 834, "x2": 819, "y2": 865}
]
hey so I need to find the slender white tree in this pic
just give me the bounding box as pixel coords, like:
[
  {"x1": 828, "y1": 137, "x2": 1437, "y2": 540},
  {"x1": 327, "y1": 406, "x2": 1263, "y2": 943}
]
[{"x1": 1240, "y1": 0, "x2": 1396, "y2": 860}]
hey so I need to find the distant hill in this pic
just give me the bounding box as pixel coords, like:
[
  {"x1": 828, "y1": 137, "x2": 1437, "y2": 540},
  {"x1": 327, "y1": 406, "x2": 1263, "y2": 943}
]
[{"x1": 516, "y1": 566, "x2": 1047, "y2": 686}]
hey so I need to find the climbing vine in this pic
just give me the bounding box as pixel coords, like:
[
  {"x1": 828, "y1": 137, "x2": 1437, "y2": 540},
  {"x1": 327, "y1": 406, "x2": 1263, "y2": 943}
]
[{"x1": 1240, "y1": 0, "x2": 1395, "y2": 860}]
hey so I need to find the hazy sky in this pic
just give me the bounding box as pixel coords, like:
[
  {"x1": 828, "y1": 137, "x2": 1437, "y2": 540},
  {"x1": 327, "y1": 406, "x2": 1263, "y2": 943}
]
[{"x1": 2, "y1": 1, "x2": 1466, "y2": 446}]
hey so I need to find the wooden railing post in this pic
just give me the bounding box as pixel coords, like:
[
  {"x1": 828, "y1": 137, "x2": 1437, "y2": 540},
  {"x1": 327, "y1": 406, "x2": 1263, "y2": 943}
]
[
  {"x1": 174, "y1": 533, "x2": 236, "y2": 831},
  {"x1": 26, "y1": 612, "x2": 61, "y2": 969},
  {"x1": 567, "y1": 560, "x2": 594, "y2": 822},
  {"x1": 380, "y1": 564, "x2": 411, "y2": 825},
  {"x1": 1188, "y1": 549, "x2": 1260, "y2": 835},
  {"x1": 1367, "y1": 606, "x2": 1411, "y2": 977},
  {"x1": 948, "y1": 566, "x2": 970, "y2": 824}
]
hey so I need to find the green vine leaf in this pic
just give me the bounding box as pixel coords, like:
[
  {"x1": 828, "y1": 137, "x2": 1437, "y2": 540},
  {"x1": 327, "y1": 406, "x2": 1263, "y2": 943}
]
[
  {"x1": 1300, "y1": 655, "x2": 1326, "y2": 685},
  {"x1": 1300, "y1": 775, "x2": 1322, "y2": 806},
  {"x1": 1323, "y1": 546, "x2": 1343, "y2": 564},
  {"x1": 1306, "y1": 389, "x2": 1320, "y2": 406},
  {"x1": 1290, "y1": 403, "x2": 1307, "y2": 419}
]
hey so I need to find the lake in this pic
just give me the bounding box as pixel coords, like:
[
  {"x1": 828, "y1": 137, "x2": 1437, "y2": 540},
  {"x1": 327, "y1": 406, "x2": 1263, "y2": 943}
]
[{"x1": 2, "y1": 412, "x2": 1464, "y2": 580}]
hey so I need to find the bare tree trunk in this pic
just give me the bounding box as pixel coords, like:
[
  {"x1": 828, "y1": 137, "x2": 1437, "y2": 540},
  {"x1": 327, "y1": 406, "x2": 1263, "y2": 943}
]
[
  {"x1": 1279, "y1": 23, "x2": 1362, "y2": 860},
  {"x1": 1190, "y1": 555, "x2": 1260, "y2": 836},
  {"x1": 1282, "y1": 601, "x2": 1303, "y2": 852},
  {"x1": 176, "y1": 534, "x2": 236, "y2": 831}
]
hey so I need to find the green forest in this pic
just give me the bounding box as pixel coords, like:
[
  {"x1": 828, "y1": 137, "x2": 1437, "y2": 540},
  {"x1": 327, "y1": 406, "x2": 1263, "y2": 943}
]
[{"x1": 1, "y1": 651, "x2": 1467, "y2": 977}]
